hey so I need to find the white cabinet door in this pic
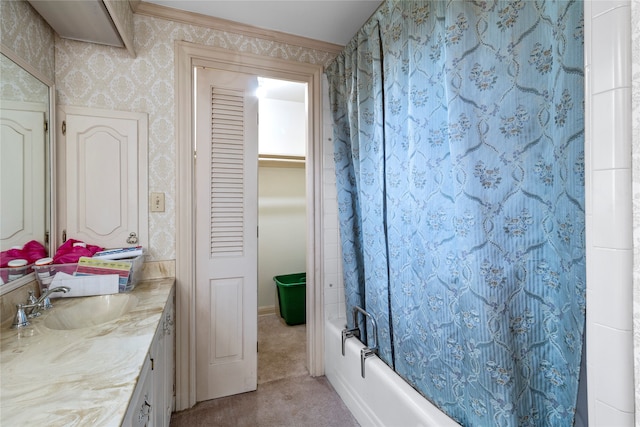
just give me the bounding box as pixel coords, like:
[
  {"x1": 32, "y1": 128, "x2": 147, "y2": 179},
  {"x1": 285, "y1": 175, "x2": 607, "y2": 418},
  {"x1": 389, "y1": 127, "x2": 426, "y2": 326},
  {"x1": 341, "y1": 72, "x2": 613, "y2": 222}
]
[
  {"x1": 162, "y1": 289, "x2": 175, "y2": 424},
  {"x1": 0, "y1": 108, "x2": 46, "y2": 250},
  {"x1": 58, "y1": 106, "x2": 148, "y2": 249},
  {"x1": 123, "y1": 353, "x2": 153, "y2": 427},
  {"x1": 151, "y1": 286, "x2": 175, "y2": 427},
  {"x1": 151, "y1": 325, "x2": 163, "y2": 427}
]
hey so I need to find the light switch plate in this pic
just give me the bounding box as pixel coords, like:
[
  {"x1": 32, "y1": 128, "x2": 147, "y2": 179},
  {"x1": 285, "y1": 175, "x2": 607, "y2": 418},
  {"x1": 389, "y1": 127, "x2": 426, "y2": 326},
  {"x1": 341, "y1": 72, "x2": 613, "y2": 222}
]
[{"x1": 151, "y1": 192, "x2": 165, "y2": 212}]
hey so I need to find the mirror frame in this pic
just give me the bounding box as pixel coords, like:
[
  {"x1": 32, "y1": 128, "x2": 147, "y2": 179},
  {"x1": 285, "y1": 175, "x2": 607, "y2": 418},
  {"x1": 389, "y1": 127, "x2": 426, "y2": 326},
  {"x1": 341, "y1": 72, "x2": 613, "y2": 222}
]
[{"x1": 0, "y1": 44, "x2": 56, "y2": 295}]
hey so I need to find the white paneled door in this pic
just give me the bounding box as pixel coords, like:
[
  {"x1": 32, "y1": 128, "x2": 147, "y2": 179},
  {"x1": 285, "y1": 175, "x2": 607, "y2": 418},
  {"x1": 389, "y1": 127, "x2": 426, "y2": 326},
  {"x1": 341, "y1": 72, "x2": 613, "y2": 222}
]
[
  {"x1": 60, "y1": 106, "x2": 148, "y2": 250},
  {"x1": 195, "y1": 68, "x2": 259, "y2": 401},
  {"x1": 0, "y1": 108, "x2": 46, "y2": 250}
]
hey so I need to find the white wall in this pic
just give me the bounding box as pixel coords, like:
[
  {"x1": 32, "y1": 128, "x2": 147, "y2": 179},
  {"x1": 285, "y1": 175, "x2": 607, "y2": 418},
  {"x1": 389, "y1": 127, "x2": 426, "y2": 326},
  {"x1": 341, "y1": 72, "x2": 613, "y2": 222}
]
[
  {"x1": 257, "y1": 93, "x2": 308, "y2": 312},
  {"x1": 258, "y1": 165, "x2": 306, "y2": 310},
  {"x1": 631, "y1": 1, "x2": 640, "y2": 423},
  {"x1": 586, "y1": 1, "x2": 635, "y2": 425},
  {"x1": 259, "y1": 98, "x2": 306, "y2": 157},
  {"x1": 321, "y1": 74, "x2": 345, "y2": 323}
]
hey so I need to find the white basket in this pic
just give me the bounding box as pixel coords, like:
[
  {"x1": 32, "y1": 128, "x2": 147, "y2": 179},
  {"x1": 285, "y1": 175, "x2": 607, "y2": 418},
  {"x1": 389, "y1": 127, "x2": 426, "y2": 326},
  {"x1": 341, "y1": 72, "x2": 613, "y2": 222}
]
[{"x1": 119, "y1": 255, "x2": 145, "y2": 292}]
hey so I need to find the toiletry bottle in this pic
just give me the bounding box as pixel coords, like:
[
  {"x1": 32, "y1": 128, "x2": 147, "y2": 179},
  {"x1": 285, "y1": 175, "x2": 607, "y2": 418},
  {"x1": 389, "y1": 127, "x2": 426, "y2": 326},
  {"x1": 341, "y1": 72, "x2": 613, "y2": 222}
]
[
  {"x1": 35, "y1": 257, "x2": 55, "y2": 289},
  {"x1": 7, "y1": 259, "x2": 28, "y2": 280}
]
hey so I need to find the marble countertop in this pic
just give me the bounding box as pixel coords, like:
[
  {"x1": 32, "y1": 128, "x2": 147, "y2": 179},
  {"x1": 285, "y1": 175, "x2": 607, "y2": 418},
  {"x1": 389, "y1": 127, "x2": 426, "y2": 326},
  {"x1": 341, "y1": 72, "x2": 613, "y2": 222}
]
[{"x1": 0, "y1": 278, "x2": 175, "y2": 427}]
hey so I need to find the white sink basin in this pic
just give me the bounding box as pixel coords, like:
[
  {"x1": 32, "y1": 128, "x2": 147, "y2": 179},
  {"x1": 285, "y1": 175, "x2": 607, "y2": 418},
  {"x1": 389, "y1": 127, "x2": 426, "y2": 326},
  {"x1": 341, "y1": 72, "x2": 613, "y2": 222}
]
[{"x1": 44, "y1": 294, "x2": 138, "y2": 330}]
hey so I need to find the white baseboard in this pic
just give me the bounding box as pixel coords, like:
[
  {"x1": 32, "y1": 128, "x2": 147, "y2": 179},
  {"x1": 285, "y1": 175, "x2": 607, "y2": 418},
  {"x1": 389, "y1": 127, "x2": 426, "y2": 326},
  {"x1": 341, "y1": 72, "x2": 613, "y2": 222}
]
[{"x1": 258, "y1": 305, "x2": 276, "y2": 316}]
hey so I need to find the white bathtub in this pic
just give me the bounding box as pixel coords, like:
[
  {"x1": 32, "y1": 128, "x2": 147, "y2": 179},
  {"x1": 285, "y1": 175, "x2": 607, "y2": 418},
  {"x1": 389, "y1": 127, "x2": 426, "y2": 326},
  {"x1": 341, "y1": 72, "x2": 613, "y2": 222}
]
[{"x1": 325, "y1": 317, "x2": 461, "y2": 427}]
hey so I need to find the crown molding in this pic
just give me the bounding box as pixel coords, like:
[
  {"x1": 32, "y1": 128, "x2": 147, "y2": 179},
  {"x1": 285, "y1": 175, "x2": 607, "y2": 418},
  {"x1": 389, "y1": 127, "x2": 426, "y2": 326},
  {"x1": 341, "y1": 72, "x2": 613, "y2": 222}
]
[{"x1": 133, "y1": 1, "x2": 344, "y2": 56}]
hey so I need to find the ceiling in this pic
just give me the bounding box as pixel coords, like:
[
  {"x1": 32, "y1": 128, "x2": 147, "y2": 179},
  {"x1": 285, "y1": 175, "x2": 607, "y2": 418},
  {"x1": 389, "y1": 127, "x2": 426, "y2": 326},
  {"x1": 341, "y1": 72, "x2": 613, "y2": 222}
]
[{"x1": 143, "y1": 0, "x2": 383, "y2": 46}]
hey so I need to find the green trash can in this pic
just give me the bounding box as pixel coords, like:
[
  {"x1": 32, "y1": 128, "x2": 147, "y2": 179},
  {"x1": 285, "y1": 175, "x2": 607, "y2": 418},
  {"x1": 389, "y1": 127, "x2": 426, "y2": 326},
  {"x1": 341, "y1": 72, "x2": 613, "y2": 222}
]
[{"x1": 273, "y1": 272, "x2": 306, "y2": 325}]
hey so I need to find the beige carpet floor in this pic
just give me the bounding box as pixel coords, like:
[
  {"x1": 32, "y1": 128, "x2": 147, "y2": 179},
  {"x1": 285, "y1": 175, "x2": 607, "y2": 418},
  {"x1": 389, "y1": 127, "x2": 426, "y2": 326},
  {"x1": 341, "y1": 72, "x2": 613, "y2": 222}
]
[{"x1": 170, "y1": 314, "x2": 360, "y2": 427}]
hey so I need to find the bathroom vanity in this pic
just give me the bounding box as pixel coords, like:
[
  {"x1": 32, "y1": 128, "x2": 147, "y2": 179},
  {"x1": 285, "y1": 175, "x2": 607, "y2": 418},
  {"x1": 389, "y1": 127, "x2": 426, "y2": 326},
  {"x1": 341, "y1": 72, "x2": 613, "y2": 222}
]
[{"x1": 0, "y1": 278, "x2": 175, "y2": 426}]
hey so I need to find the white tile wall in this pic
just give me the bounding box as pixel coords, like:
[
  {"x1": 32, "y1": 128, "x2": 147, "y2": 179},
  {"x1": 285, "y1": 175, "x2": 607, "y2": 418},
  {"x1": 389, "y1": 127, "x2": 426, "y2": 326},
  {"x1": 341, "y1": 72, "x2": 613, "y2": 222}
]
[
  {"x1": 591, "y1": 4, "x2": 631, "y2": 94},
  {"x1": 629, "y1": 0, "x2": 640, "y2": 421},
  {"x1": 592, "y1": 1, "x2": 629, "y2": 17},
  {"x1": 322, "y1": 74, "x2": 345, "y2": 323},
  {"x1": 593, "y1": 401, "x2": 635, "y2": 426},
  {"x1": 592, "y1": 169, "x2": 633, "y2": 248},
  {"x1": 591, "y1": 323, "x2": 634, "y2": 410},
  {"x1": 589, "y1": 247, "x2": 633, "y2": 330},
  {"x1": 592, "y1": 89, "x2": 632, "y2": 170},
  {"x1": 586, "y1": 0, "x2": 635, "y2": 424},
  {"x1": 321, "y1": 2, "x2": 637, "y2": 424}
]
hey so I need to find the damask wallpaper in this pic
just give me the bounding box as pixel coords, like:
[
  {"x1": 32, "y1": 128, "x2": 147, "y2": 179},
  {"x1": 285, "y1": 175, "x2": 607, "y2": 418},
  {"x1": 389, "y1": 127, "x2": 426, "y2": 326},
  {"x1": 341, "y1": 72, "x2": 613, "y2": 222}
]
[
  {"x1": 0, "y1": 0, "x2": 55, "y2": 83},
  {"x1": 55, "y1": 13, "x2": 335, "y2": 261},
  {"x1": 0, "y1": 54, "x2": 48, "y2": 103}
]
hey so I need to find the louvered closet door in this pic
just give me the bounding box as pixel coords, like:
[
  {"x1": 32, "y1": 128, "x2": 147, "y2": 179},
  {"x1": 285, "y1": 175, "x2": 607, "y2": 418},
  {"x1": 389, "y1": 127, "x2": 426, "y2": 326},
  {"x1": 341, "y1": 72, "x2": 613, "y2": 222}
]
[{"x1": 195, "y1": 68, "x2": 258, "y2": 401}]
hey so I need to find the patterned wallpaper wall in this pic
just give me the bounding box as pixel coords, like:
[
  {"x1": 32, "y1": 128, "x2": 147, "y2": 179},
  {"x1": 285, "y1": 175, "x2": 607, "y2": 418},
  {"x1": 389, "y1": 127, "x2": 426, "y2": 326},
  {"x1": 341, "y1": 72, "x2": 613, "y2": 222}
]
[
  {"x1": 0, "y1": 54, "x2": 48, "y2": 103},
  {"x1": 55, "y1": 13, "x2": 335, "y2": 261},
  {"x1": 0, "y1": 0, "x2": 50, "y2": 104},
  {"x1": 0, "y1": 0, "x2": 54, "y2": 83}
]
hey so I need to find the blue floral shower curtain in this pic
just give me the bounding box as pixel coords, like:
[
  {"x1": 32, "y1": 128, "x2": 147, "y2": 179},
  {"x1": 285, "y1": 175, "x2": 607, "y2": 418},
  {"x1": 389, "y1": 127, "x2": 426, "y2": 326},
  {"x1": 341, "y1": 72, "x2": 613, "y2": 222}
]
[{"x1": 327, "y1": 1, "x2": 585, "y2": 425}]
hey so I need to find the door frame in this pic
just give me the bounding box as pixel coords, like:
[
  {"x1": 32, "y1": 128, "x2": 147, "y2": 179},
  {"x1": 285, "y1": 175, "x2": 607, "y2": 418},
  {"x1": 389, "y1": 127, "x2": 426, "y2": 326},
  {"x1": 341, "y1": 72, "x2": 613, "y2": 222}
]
[{"x1": 175, "y1": 41, "x2": 324, "y2": 410}]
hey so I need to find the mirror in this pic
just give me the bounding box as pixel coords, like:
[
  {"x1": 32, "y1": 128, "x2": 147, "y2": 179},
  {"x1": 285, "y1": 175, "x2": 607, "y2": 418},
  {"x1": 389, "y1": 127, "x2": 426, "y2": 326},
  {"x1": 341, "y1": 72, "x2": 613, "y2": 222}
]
[{"x1": 0, "y1": 49, "x2": 54, "y2": 291}]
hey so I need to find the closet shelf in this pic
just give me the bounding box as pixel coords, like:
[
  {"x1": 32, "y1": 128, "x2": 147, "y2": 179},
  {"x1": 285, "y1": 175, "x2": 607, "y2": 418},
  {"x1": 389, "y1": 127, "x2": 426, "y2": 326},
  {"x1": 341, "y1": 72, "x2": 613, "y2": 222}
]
[{"x1": 259, "y1": 155, "x2": 305, "y2": 168}]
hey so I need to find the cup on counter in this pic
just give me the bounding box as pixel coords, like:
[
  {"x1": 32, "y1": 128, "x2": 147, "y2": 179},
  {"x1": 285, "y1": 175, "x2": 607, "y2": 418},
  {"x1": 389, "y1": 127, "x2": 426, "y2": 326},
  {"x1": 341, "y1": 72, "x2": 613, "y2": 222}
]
[
  {"x1": 34, "y1": 257, "x2": 55, "y2": 289},
  {"x1": 7, "y1": 259, "x2": 29, "y2": 281}
]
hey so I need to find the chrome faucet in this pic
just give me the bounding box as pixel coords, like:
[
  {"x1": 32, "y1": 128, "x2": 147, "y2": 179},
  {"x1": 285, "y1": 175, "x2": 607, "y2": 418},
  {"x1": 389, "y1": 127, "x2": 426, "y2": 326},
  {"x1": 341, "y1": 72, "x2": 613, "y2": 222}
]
[
  {"x1": 35, "y1": 286, "x2": 70, "y2": 313},
  {"x1": 11, "y1": 286, "x2": 70, "y2": 329}
]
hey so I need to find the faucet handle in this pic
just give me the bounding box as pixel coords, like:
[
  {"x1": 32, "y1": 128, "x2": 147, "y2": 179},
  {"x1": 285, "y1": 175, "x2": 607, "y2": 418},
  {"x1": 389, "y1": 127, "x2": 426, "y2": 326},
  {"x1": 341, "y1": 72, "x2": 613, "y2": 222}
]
[
  {"x1": 40, "y1": 294, "x2": 54, "y2": 310},
  {"x1": 11, "y1": 303, "x2": 38, "y2": 329},
  {"x1": 27, "y1": 290, "x2": 37, "y2": 305}
]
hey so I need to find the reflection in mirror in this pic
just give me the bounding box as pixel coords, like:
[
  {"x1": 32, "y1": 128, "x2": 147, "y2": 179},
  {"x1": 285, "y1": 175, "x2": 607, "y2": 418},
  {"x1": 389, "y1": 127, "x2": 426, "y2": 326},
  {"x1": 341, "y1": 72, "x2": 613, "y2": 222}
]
[{"x1": 0, "y1": 52, "x2": 52, "y2": 288}]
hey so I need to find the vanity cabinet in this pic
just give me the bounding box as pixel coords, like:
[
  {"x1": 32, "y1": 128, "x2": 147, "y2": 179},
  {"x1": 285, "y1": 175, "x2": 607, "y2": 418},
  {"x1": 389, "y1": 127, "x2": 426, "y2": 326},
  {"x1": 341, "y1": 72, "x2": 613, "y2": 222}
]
[
  {"x1": 151, "y1": 286, "x2": 175, "y2": 427},
  {"x1": 123, "y1": 354, "x2": 153, "y2": 427},
  {"x1": 122, "y1": 286, "x2": 174, "y2": 427},
  {"x1": 57, "y1": 106, "x2": 148, "y2": 250},
  {"x1": 0, "y1": 279, "x2": 175, "y2": 426}
]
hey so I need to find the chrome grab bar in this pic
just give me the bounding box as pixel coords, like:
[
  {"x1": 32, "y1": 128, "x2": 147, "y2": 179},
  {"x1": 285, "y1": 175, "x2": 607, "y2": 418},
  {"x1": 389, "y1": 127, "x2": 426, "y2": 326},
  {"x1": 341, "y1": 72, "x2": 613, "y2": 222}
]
[
  {"x1": 352, "y1": 306, "x2": 378, "y2": 352},
  {"x1": 352, "y1": 306, "x2": 379, "y2": 378},
  {"x1": 360, "y1": 347, "x2": 377, "y2": 379},
  {"x1": 340, "y1": 306, "x2": 379, "y2": 378},
  {"x1": 341, "y1": 326, "x2": 360, "y2": 356}
]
